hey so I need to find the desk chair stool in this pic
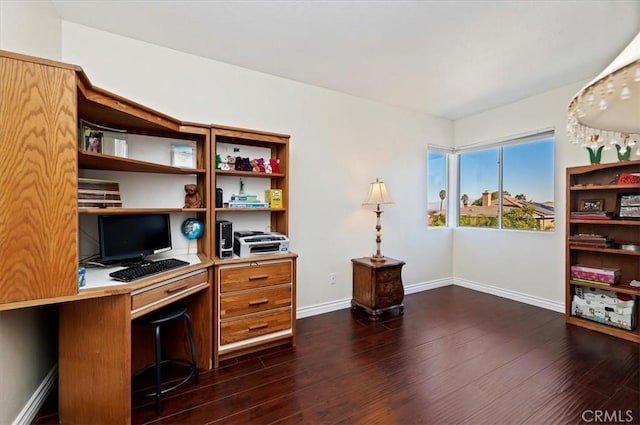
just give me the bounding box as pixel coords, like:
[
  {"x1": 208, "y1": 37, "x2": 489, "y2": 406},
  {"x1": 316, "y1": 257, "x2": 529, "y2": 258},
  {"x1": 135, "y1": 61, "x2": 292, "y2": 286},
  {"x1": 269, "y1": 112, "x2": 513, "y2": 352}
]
[{"x1": 132, "y1": 305, "x2": 199, "y2": 415}]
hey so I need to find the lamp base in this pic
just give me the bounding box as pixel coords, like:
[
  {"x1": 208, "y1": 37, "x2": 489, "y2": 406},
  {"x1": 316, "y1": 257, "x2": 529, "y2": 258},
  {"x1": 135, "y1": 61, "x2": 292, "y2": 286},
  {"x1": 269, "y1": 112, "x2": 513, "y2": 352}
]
[{"x1": 370, "y1": 255, "x2": 386, "y2": 263}]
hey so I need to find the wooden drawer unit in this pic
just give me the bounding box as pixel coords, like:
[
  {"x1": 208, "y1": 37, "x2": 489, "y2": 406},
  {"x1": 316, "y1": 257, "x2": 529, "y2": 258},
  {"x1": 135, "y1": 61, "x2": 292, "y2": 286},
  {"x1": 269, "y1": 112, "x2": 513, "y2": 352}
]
[
  {"x1": 131, "y1": 270, "x2": 209, "y2": 318},
  {"x1": 220, "y1": 285, "x2": 291, "y2": 318},
  {"x1": 220, "y1": 307, "x2": 292, "y2": 345},
  {"x1": 215, "y1": 257, "x2": 297, "y2": 364},
  {"x1": 220, "y1": 261, "x2": 291, "y2": 292}
]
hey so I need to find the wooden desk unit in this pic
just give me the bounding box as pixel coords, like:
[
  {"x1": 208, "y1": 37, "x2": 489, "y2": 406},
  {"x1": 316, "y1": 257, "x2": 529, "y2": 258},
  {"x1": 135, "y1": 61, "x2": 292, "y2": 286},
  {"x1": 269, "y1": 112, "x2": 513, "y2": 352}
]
[
  {"x1": 58, "y1": 259, "x2": 212, "y2": 424},
  {"x1": 351, "y1": 257, "x2": 405, "y2": 320}
]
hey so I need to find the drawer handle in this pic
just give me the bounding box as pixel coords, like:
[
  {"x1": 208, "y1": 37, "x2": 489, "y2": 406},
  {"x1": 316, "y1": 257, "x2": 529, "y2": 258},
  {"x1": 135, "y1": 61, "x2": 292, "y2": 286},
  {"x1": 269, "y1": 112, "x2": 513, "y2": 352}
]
[
  {"x1": 166, "y1": 283, "x2": 189, "y2": 293},
  {"x1": 249, "y1": 323, "x2": 269, "y2": 331},
  {"x1": 248, "y1": 274, "x2": 269, "y2": 281},
  {"x1": 248, "y1": 299, "x2": 269, "y2": 306}
]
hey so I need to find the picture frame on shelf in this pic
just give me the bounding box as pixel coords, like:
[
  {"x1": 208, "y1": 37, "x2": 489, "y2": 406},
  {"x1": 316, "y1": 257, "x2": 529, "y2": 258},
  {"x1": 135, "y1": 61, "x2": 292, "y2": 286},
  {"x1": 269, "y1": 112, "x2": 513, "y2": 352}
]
[
  {"x1": 579, "y1": 199, "x2": 604, "y2": 212},
  {"x1": 617, "y1": 193, "x2": 640, "y2": 219}
]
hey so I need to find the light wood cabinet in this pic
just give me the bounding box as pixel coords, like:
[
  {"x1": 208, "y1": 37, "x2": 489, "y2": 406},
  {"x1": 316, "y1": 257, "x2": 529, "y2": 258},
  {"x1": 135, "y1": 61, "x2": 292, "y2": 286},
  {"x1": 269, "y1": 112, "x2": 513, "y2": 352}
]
[
  {"x1": 565, "y1": 160, "x2": 640, "y2": 343},
  {"x1": 211, "y1": 125, "x2": 297, "y2": 366},
  {"x1": 215, "y1": 256, "x2": 296, "y2": 365},
  {"x1": 0, "y1": 52, "x2": 78, "y2": 305}
]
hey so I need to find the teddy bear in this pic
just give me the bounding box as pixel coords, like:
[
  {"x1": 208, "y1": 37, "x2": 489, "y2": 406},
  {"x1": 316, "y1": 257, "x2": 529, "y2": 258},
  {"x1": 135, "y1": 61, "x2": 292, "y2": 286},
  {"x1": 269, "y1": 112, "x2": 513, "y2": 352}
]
[
  {"x1": 215, "y1": 154, "x2": 221, "y2": 169},
  {"x1": 242, "y1": 157, "x2": 252, "y2": 171},
  {"x1": 226, "y1": 155, "x2": 235, "y2": 170},
  {"x1": 256, "y1": 158, "x2": 266, "y2": 173},
  {"x1": 269, "y1": 158, "x2": 280, "y2": 173},
  {"x1": 219, "y1": 155, "x2": 230, "y2": 170},
  {"x1": 265, "y1": 160, "x2": 272, "y2": 173},
  {"x1": 235, "y1": 156, "x2": 243, "y2": 171},
  {"x1": 184, "y1": 184, "x2": 203, "y2": 208},
  {"x1": 251, "y1": 159, "x2": 260, "y2": 172}
]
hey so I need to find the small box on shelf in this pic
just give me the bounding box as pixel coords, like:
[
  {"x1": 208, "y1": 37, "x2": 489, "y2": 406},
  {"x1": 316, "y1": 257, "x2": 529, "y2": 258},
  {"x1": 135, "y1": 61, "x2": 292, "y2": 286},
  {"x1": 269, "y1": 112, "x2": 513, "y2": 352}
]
[{"x1": 171, "y1": 144, "x2": 196, "y2": 168}]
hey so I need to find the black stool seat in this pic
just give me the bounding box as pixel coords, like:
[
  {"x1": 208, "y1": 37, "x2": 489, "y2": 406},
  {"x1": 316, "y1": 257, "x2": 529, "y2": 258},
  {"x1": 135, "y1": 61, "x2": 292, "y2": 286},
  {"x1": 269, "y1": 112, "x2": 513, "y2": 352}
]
[{"x1": 132, "y1": 304, "x2": 199, "y2": 415}]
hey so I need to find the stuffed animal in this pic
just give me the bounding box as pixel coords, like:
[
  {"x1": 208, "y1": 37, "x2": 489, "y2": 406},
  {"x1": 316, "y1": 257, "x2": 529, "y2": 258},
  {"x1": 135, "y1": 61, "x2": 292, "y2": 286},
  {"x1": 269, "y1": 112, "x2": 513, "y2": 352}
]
[
  {"x1": 235, "y1": 156, "x2": 243, "y2": 171},
  {"x1": 219, "y1": 155, "x2": 230, "y2": 170},
  {"x1": 269, "y1": 158, "x2": 280, "y2": 173},
  {"x1": 227, "y1": 155, "x2": 235, "y2": 170},
  {"x1": 184, "y1": 184, "x2": 203, "y2": 208},
  {"x1": 251, "y1": 159, "x2": 260, "y2": 172},
  {"x1": 242, "y1": 157, "x2": 252, "y2": 171},
  {"x1": 265, "y1": 160, "x2": 272, "y2": 173},
  {"x1": 215, "y1": 154, "x2": 222, "y2": 169},
  {"x1": 256, "y1": 158, "x2": 266, "y2": 173}
]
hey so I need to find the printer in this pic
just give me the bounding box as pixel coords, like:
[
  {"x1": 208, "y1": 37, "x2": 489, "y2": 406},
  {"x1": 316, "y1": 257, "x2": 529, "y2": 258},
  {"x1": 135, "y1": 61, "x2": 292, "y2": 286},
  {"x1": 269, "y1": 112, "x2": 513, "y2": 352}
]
[{"x1": 233, "y1": 231, "x2": 290, "y2": 257}]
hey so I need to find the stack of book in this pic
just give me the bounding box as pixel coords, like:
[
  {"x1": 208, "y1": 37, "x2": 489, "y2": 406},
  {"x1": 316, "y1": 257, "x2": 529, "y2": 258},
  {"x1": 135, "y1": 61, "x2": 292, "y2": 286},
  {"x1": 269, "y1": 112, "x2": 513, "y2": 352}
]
[
  {"x1": 78, "y1": 178, "x2": 122, "y2": 208},
  {"x1": 569, "y1": 233, "x2": 614, "y2": 248},
  {"x1": 228, "y1": 194, "x2": 269, "y2": 208},
  {"x1": 570, "y1": 211, "x2": 614, "y2": 220},
  {"x1": 570, "y1": 264, "x2": 621, "y2": 286}
]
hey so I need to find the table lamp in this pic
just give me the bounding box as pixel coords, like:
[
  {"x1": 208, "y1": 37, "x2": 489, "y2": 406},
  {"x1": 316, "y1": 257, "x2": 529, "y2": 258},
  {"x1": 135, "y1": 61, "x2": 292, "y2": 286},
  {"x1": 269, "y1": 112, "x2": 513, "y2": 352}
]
[{"x1": 362, "y1": 178, "x2": 394, "y2": 262}]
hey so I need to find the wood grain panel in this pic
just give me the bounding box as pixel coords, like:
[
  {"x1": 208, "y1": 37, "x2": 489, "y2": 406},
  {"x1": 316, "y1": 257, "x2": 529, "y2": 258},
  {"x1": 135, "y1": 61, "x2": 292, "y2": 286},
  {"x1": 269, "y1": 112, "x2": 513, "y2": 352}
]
[
  {"x1": 220, "y1": 284, "x2": 291, "y2": 318},
  {"x1": 220, "y1": 308, "x2": 292, "y2": 345},
  {"x1": 0, "y1": 56, "x2": 77, "y2": 304},
  {"x1": 219, "y1": 261, "x2": 291, "y2": 292},
  {"x1": 59, "y1": 295, "x2": 131, "y2": 424}
]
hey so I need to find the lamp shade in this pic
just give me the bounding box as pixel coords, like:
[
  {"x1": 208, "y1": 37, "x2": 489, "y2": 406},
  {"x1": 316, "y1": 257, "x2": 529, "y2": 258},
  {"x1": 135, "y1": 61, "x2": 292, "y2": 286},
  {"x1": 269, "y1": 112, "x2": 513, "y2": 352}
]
[
  {"x1": 362, "y1": 178, "x2": 394, "y2": 206},
  {"x1": 567, "y1": 32, "x2": 640, "y2": 142}
]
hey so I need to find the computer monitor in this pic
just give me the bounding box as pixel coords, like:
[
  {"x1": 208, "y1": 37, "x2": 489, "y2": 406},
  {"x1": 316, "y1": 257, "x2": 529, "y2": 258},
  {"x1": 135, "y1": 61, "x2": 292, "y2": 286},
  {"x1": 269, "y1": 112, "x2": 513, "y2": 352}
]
[{"x1": 98, "y1": 213, "x2": 172, "y2": 264}]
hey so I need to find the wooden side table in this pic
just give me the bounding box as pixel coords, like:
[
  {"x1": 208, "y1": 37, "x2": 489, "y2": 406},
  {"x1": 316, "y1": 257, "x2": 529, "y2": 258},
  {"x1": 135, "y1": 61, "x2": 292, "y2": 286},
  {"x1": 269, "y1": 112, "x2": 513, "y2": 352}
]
[{"x1": 351, "y1": 257, "x2": 405, "y2": 320}]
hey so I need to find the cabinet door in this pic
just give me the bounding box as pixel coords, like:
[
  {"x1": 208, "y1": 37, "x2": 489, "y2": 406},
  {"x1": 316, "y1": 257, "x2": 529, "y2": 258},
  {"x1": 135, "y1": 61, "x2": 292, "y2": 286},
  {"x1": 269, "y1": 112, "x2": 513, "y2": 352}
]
[{"x1": 0, "y1": 56, "x2": 78, "y2": 304}]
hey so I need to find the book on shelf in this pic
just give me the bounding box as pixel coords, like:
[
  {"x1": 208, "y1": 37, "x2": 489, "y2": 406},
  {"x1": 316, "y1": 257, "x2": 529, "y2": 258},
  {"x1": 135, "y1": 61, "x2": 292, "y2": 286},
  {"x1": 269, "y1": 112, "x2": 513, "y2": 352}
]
[
  {"x1": 571, "y1": 277, "x2": 615, "y2": 287},
  {"x1": 227, "y1": 201, "x2": 269, "y2": 208},
  {"x1": 570, "y1": 211, "x2": 614, "y2": 220},
  {"x1": 230, "y1": 194, "x2": 258, "y2": 201},
  {"x1": 569, "y1": 234, "x2": 614, "y2": 248},
  {"x1": 570, "y1": 264, "x2": 621, "y2": 285}
]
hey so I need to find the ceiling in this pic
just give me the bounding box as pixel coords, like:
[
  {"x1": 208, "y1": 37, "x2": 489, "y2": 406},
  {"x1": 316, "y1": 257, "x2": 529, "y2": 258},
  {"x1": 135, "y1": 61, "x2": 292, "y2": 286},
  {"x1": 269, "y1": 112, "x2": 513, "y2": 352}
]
[{"x1": 51, "y1": 0, "x2": 640, "y2": 120}]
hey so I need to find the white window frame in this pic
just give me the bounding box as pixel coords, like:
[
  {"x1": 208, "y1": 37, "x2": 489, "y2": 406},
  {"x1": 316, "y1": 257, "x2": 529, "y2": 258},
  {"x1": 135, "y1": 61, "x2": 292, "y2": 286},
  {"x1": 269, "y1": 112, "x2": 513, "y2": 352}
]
[
  {"x1": 427, "y1": 146, "x2": 454, "y2": 229},
  {"x1": 455, "y1": 129, "x2": 555, "y2": 231}
]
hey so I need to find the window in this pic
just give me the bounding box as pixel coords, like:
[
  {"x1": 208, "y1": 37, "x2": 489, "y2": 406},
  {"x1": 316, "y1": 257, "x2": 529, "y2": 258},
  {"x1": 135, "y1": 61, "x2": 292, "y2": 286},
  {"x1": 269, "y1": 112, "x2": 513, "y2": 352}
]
[
  {"x1": 427, "y1": 150, "x2": 449, "y2": 227},
  {"x1": 458, "y1": 131, "x2": 555, "y2": 231}
]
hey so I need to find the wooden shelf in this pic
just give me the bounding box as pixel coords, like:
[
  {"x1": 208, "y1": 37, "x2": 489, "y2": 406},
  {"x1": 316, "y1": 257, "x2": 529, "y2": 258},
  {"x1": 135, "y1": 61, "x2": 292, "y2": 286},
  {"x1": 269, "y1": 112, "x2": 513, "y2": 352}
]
[
  {"x1": 79, "y1": 207, "x2": 206, "y2": 214},
  {"x1": 215, "y1": 169, "x2": 285, "y2": 178},
  {"x1": 566, "y1": 161, "x2": 640, "y2": 343},
  {"x1": 570, "y1": 219, "x2": 640, "y2": 225},
  {"x1": 569, "y1": 280, "x2": 640, "y2": 296},
  {"x1": 566, "y1": 316, "x2": 639, "y2": 343},
  {"x1": 215, "y1": 207, "x2": 285, "y2": 212},
  {"x1": 570, "y1": 183, "x2": 640, "y2": 191},
  {"x1": 569, "y1": 246, "x2": 640, "y2": 256},
  {"x1": 79, "y1": 150, "x2": 205, "y2": 174}
]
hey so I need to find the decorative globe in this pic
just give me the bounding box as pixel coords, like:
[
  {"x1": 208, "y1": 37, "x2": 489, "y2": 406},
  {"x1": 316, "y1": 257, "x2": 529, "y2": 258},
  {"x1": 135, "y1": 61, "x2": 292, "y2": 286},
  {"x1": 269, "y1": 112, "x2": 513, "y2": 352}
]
[{"x1": 181, "y1": 218, "x2": 204, "y2": 240}]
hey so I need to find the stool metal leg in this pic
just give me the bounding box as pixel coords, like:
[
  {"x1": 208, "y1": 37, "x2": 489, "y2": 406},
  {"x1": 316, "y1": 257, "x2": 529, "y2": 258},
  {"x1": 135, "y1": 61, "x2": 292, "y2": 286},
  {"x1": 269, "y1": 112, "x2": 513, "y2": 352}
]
[
  {"x1": 154, "y1": 323, "x2": 162, "y2": 415},
  {"x1": 183, "y1": 312, "x2": 199, "y2": 384}
]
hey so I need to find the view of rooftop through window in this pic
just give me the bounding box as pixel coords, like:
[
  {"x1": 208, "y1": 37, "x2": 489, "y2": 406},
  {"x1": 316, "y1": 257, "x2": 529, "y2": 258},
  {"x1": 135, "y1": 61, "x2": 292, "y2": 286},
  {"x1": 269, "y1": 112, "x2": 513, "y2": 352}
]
[{"x1": 428, "y1": 132, "x2": 554, "y2": 230}]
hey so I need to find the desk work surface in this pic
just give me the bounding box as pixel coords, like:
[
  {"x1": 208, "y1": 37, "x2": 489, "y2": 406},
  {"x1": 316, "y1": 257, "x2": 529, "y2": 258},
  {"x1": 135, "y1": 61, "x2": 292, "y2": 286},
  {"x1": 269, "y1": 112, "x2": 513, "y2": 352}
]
[{"x1": 81, "y1": 254, "x2": 205, "y2": 290}]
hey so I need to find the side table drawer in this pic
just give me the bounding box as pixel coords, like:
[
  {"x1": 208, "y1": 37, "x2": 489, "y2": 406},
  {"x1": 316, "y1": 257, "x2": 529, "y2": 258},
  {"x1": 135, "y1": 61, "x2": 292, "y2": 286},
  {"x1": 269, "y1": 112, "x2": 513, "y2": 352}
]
[
  {"x1": 221, "y1": 308, "x2": 292, "y2": 345},
  {"x1": 377, "y1": 268, "x2": 401, "y2": 284},
  {"x1": 220, "y1": 261, "x2": 291, "y2": 292},
  {"x1": 131, "y1": 271, "x2": 208, "y2": 312},
  {"x1": 220, "y1": 284, "x2": 291, "y2": 319}
]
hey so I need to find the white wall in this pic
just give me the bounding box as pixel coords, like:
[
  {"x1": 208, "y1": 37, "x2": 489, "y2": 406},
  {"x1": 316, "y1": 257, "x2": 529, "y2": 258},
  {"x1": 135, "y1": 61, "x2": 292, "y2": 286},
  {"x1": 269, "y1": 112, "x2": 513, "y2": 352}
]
[
  {"x1": 61, "y1": 22, "x2": 454, "y2": 313},
  {"x1": 452, "y1": 80, "x2": 595, "y2": 308},
  {"x1": 0, "y1": 0, "x2": 61, "y2": 60},
  {"x1": 0, "y1": 1, "x2": 61, "y2": 423}
]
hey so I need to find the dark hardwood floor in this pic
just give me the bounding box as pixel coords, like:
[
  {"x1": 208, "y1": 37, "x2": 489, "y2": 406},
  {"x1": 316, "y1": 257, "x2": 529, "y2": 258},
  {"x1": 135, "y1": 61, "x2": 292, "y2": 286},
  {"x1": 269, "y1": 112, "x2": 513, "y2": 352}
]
[{"x1": 34, "y1": 286, "x2": 639, "y2": 424}]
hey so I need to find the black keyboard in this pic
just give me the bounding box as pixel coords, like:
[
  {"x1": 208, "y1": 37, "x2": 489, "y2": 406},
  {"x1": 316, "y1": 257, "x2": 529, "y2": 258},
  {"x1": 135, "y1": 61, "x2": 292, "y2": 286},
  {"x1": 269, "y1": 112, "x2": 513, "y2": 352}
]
[{"x1": 109, "y1": 258, "x2": 190, "y2": 282}]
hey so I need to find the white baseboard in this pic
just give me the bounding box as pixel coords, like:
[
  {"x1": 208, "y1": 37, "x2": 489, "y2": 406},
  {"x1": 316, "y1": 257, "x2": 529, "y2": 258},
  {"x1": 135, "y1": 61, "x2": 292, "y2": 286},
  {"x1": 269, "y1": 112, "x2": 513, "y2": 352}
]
[
  {"x1": 404, "y1": 277, "x2": 453, "y2": 295},
  {"x1": 12, "y1": 364, "x2": 57, "y2": 425},
  {"x1": 454, "y1": 277, "x2": 565, "y2": 313},
  {"x1": 296, "y1": 277, "x2": 453, "y2": 318},
  {"x1": 297, "y1": 297, "x2": 352, "y2": 318}
]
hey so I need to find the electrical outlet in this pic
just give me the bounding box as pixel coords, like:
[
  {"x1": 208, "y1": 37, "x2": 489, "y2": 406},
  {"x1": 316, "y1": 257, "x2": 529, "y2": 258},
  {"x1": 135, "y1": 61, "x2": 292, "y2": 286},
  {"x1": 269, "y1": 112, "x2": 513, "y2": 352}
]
[{"x1": 329, "y1": 272, "x2": 336, "y2": 285}]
